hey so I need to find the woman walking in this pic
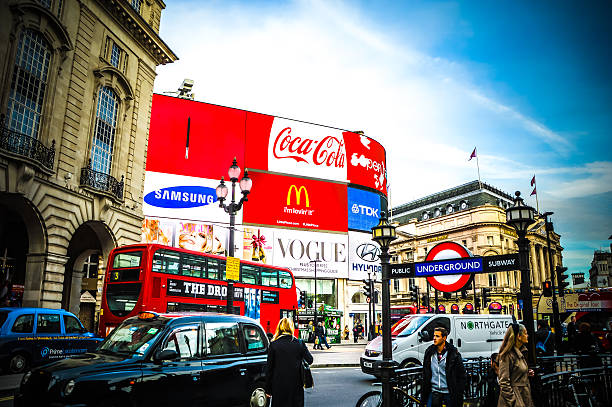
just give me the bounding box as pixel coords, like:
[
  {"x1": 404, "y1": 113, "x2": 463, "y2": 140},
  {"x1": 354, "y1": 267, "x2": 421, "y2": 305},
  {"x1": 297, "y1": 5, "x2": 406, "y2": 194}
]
[
  {"x1": 497, "y1": 323, "x2": 534, "y2": 407},
  {"x1": 265, "y1": 318, "x2": 314, "y2": 407}
]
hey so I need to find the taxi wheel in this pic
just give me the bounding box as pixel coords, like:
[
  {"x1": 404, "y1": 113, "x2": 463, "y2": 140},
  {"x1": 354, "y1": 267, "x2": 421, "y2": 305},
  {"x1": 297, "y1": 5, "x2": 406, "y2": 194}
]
[
  {"x1": 8, "y1": 353, "x2": 28, "y2": 374},
  {"x1": 249, "y1": 383, "x2": 268, "y2": 407}
]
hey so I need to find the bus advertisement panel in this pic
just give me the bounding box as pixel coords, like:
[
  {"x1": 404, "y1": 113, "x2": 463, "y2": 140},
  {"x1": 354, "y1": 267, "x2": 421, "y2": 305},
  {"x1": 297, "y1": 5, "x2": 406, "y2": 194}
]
[{"x1": 99, "y1": 244, "x2": 297, "y2": 336}]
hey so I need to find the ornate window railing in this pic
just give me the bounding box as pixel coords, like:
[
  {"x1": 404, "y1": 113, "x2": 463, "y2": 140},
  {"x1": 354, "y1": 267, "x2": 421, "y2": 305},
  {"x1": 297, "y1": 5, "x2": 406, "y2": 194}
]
[
  {"x1": 0, "y1": 114, "x2": 55, "y2": 171},
  {"x1": 80, "y1": 159, "x2": 124, "y2": 201}
]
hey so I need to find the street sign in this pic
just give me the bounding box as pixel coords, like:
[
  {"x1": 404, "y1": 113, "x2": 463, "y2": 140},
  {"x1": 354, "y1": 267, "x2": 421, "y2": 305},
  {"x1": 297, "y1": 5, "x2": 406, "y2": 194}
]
[
  {"x1": 390, "y1": 263, "x2": 413, "y2": 278},
  {"x1": 226, "y1": 256, "x2": 240, "y2": 281},
  {"x1": 425, "y1": 242, "x2": 473, "y2": 292}
]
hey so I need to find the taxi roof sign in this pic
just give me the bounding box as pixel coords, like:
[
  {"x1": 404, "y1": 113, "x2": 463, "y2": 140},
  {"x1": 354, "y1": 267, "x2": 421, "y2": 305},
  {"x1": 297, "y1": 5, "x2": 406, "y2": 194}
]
[{"x1": 138, "y1": 311, "x2": 159, "y2": 320}]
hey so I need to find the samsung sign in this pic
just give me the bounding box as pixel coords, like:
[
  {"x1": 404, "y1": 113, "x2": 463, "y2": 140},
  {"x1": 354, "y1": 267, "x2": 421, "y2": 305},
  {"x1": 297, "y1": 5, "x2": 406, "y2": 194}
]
[
  {"x1": 144, "y1": 186, "x2": 217, "y2": 209},
  {"x1": 348, "y1": 187, "x2": 381, "y2": 232}
]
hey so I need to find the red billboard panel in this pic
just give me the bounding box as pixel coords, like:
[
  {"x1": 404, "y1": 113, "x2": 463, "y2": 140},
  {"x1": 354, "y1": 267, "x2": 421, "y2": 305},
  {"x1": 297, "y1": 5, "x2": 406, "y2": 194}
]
[
  {"x1": 147, "y1": 94, "x2": 247, "y2": 180},
  {"x1": 243, "y1": 172, "x2": 347, "y2": 232},
  {"x1": 345, "y1": 132, "x2": 387, "y2": 194}
]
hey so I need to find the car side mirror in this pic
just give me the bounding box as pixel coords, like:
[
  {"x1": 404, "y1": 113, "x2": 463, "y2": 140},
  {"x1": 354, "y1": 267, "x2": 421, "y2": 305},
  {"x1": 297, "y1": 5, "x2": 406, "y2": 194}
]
[
  {"x1": 154, "y1": 349, "x2": 179, "y2": 364},
  {"x1": 418, "y1": 331, "x2": 431, "y2": 342}
]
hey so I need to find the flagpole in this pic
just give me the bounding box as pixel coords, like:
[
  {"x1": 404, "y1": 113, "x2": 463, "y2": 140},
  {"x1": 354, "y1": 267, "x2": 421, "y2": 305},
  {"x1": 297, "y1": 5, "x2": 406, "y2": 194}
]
[{"x1": 475, "y1": 148, "x2": 482, "y2": 189}]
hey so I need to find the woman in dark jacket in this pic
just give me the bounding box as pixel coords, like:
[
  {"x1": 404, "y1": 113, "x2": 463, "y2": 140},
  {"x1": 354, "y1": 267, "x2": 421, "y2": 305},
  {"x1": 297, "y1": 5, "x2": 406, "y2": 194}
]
[{"x1": 265, "y1": 318, "x2": 313, "y2": 407}]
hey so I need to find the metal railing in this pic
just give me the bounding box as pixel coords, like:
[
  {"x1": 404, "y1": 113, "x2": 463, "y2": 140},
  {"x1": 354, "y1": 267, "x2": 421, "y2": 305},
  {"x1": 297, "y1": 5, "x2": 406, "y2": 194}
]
[
  {"x1": 80, "y1": 159, "x2": 124, "y2": 200},
  {"x1": 391, "y1": 355, "x2": 612, "y2": 406},
  {"x1": 0, "y1": 114, "x2": 55, "y2": 171}
]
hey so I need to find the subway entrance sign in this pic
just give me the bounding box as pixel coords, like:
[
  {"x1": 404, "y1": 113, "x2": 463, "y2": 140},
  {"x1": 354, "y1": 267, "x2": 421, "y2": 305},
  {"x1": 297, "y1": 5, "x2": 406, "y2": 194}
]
[{"x1": 390, "y1": 241, "x2": 520, "y2": 293}]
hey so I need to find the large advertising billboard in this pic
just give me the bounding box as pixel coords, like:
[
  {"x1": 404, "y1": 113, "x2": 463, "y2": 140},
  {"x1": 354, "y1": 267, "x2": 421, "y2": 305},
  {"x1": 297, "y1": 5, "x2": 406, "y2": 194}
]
[
  {"x1": 243, "y1": 172, "x2": 347, "y2": 232},
  {"x1": 348, "y1": 187, "x2": 382, "y2": 232},
  {"x1": 348, "y1": 231, "x2": 381, "y2": 281},
  {"x1": 143, "y1": 171, "x2": 237, "y2": 224},
  {"x1": 345, "y1": 132, "x2": 387, "y2": 194},
  {"x1": 142, "y1": 217, "x2": 229, "y2": 255},
  {"x1": 271, "y1": 228, "x2": 349, "y2": 279}
]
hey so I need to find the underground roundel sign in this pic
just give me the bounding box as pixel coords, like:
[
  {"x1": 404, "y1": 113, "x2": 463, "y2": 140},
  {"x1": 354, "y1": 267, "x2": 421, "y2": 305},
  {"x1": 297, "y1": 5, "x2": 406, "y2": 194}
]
[{"x1": 425, "y1": 241, "x2": 473, "y2": 293}]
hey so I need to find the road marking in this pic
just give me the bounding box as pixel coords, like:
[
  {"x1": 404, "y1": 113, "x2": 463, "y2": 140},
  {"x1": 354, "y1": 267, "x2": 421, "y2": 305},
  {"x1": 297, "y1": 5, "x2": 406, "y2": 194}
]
[{"x1": 0, "y1": 395, "x2": 14, "y2": 402}]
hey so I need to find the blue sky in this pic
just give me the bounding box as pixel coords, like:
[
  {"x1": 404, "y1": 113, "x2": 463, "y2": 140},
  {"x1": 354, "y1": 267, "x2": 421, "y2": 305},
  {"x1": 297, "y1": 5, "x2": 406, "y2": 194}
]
[{"x1": 154, "y1": 0, "x2": 612, "y2": 282}]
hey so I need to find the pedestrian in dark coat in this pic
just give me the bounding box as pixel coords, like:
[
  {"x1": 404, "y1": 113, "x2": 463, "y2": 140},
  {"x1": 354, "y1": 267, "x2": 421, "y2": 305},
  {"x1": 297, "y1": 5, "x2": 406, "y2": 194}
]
[
  {"x1": 535, "y1": 319, "x2": 554, "y2": 356},
  {"x1": 421, "y1": 327, "x2": 466, "y2": 407},
  {"x1": 484, "y1": 353, "x2": 500, "y2": 407},
  {"x1": 265, "y1": 317, "x2": 313, "y2": 407},
  {"x1": 574, "y1": 322, "x2": 602, "y2": 369}
]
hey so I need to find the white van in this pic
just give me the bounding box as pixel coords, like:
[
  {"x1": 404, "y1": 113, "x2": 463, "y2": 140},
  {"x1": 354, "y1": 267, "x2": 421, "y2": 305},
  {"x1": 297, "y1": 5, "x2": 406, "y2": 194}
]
[{"x1": 360, "y1": 313, "x2": 512, "y2": 376}]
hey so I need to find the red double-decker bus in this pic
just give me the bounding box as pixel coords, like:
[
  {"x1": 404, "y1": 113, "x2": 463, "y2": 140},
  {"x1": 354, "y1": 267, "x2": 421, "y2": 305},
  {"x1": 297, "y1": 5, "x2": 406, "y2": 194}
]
[{"x1": 99, "y1": 244, "x2": 298, "y2": 336}]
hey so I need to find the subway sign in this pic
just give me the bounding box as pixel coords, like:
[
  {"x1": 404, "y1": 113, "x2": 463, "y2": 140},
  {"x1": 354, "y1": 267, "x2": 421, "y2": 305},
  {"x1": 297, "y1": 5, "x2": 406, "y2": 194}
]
[{"x1": 390, "y1": 253, "x2": 520, "y2": 279}]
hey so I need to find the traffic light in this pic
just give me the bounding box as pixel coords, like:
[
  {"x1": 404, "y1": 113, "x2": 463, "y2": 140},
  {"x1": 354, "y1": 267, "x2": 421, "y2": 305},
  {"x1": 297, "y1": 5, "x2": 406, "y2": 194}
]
[
  {"x1": 307, "y1": 298, "x2": 314, "y2": 308},
  {"x1": 443, "y1": 292, "x2": 451, "y2": 300},
  {"x1": 461, "y1": 289, "x2": 468, "y2": 300},
  {"x1": 421, "y1": 293, "x2": 429, "y2": 307},
  {"x1": 481, "y1": 287, "x2": 491, "y2": 308},
  {"x1": 409, "y1": 286, "x2": 418, "y2": 303},
  {"x1": 373, "y1": 290, "x2": 379, "y2": 304},
  {"x1": 299, "y1": 290, "x2": 307, "y2": 308},
  {"x1": 556, "y1": 266, "x2": 569, "y2": 296},
  {"x1": 363, "y1": 279, "x2": 372, "y2": 300},
  {"x1": 542, "y1": 281, "x2": 552, "y2": 297}
]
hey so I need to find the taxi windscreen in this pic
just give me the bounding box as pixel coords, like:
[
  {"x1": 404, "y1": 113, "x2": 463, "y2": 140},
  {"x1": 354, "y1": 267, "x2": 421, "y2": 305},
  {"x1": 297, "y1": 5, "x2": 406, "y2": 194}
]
[{"x1": 99, "y1": 320, "x2": 165, "y2": 356}]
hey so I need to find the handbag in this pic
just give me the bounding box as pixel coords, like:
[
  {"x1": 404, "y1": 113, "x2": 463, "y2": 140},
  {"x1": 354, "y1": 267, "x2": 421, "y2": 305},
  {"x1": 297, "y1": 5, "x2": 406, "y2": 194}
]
[{"x1": 302, "y1": 359, "x2": 314, "y2": 389}]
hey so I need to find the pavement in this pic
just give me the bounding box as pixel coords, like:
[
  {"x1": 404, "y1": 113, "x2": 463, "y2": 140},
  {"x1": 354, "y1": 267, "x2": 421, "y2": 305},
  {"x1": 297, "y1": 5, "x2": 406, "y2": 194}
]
[{"x1": 309, "y1": 339, "x2": 367, "y2": 368}]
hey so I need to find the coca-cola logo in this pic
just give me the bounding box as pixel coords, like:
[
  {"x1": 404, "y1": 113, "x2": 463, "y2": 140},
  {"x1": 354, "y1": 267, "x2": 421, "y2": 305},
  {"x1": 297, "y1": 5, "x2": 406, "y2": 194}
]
[{"x1": 273, "y1": 127, "x2": 346, "y2": 168}]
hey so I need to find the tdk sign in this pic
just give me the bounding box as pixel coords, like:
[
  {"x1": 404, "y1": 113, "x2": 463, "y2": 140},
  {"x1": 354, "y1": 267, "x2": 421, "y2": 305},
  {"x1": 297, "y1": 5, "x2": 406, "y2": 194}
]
[
  {"x1": 144, "y1": 186, "x2": 217, "y2": 209},
  {"x1": 348, "y1": 187, "x2": 382, "y2": 232}
]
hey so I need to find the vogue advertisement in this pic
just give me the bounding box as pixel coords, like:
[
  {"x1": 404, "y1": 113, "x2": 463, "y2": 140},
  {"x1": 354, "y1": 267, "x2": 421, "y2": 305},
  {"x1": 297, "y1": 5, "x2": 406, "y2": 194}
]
[{"x1": 271, "y1": 228, "x2": 349, "y2": 279}]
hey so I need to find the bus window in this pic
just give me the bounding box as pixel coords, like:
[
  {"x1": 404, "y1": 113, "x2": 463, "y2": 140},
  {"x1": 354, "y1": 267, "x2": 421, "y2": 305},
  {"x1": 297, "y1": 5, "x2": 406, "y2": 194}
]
[
  {"x1": 261, "y1": 269, "x2": 278, "y2": 287},
  {"x1": 153, "y1": 250, "x2": 180, "y2": 275},
  {"x1": 241, "y1": 265, "x2": 260, "y2": 285},
  {"x1": 181, "y1": 254, "x2": 205, "y2": 278},
  {"x1": 113, "y1": 251, "x2": 142, "y2": 268},
  {"x1": 279, "y1": 270, "x2": 292, "y2": 288},
  {"x1": 106, "y1": 283, "x2": 141, "y2": 317},
  {"x1": 207, "y1": 259, "x2": 226, "y2": 280}
]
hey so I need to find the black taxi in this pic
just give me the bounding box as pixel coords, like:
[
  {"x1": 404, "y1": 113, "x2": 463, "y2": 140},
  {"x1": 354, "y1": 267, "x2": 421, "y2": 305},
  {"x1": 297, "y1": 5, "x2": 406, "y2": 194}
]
[{"x1": 16, "y1": 311, "x2": 270, "y2": 407}]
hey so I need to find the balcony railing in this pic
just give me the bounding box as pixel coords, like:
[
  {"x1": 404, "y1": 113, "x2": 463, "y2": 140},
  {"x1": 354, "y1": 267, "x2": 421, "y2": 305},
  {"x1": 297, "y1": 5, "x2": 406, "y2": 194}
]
[
  {"x1": 0, "y1": 114, "x2": 55, "y2": 171},
  {"x1": 80, "y1": 160, "x2": 124, "y2": 201}
]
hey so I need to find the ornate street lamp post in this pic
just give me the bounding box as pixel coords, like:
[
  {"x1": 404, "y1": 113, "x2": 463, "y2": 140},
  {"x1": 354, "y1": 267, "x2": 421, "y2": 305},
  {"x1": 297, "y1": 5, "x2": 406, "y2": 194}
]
[
  {"x1": 505, "y1": 191, "x2": 536, "y2": 365},
  {"x1": 372, "y1": 212, "x2": 397, "y2": 407},
  {"x1": 216, "y1": 157, "x2": 252, "y2": 314}
]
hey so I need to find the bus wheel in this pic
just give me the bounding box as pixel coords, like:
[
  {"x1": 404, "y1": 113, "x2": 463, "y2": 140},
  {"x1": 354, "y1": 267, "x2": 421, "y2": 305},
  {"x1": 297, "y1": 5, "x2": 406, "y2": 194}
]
[
  {"x1": 249, "y1": 382, "x2": 268, "y2": 407},
  {"x1": 8, "y1": 353, "x2": 28, "y2": 374}
]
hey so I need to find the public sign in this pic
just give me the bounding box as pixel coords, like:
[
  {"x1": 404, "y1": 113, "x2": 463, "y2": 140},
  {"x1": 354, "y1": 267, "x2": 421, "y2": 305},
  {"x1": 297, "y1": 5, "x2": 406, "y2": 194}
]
[
  {"x1": 226, "y1": 257, "x2": 241, "y2": 281},
  {"x1": 425, "y1": 242, "x2": 474, "y2": 293}
]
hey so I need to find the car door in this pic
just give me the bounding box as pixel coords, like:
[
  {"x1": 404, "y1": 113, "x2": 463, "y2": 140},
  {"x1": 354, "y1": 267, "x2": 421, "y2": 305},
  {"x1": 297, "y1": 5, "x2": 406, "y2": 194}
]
[
  {"x1": 200, "y1": 321, "x2": 248, "y2": 406},
  {"x1": 139, "y1": 323, "x2": 204, "y2": 406},
  {"x1": 34, "y1": 311, "x2": 63, "y2": 365},
  {"x1": 240, "y1": 323, "x2": 268, "y2": 401}
]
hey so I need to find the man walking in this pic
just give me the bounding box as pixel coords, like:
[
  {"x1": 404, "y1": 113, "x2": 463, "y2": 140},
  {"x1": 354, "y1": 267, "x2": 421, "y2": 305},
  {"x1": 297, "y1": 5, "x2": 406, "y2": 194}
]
[
  {"x1": 421, "y1": 327, "x2": 465, "y2": 407},
  {"x1": 315, "y1": 321, "x2": 330, "y2": 350}
]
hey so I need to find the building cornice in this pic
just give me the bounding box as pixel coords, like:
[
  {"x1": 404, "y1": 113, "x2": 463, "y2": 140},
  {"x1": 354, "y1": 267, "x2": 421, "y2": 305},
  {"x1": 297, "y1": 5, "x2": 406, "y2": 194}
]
[{"x1": 95, "y1": 0, "x2": 178, "y2": 65}]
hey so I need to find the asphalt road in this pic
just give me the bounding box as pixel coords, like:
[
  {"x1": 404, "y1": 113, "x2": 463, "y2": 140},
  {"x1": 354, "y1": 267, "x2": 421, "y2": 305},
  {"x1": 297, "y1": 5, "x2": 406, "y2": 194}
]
[
  {"x1": 305, "y1": 367, "x2": 379, "y2": 407},
  {"x1": 0, "y1": 368, "x2": 377, "y2": 407}
]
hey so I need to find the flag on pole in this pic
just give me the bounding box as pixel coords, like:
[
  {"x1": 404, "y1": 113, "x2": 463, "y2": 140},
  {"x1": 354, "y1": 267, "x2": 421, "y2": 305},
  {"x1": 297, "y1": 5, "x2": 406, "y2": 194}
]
[
  {"x1": 468, "y1": 148, "x2": 477, "y2": 161},
  {"x1": 531, "y1": 175, "x2": 536, "y2": 187},
  {"x1": 531, "y1": 187, "x2": 537, "y2": 196}
]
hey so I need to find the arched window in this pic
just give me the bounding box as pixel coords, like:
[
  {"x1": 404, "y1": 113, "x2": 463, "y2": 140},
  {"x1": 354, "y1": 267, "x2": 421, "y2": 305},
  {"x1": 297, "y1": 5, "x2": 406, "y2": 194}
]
[
  {"x1": 91, "y1": 86, "x2": 119, "y2": 174},
  {"x1": 7, "y1": 29, "x2": 52, "y2": 139},
  {"x1": 352, "y1": 292, "x2": 366, "y2": 304}
]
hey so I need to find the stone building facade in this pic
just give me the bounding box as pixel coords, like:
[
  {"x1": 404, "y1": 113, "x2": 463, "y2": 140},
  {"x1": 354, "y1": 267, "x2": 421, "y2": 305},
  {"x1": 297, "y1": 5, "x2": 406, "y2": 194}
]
[
  {"x1": 390, "y1": 181, "x2": 564, "y2": 315},
  {"x1": 0, "y1": 0, "x2": 176, "y2": 329},
  {"x1": 589, "y1": 245, "x2": 612, "y2": 288}
]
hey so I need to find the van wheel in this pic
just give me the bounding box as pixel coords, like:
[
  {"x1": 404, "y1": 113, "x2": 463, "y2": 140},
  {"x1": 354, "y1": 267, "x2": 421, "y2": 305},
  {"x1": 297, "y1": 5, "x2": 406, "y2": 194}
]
[
  {"x1": 399, "y1": 359, "x2": 419, "y2": 369},
  {"x1": 249, "y1": 382, "x2": 268, "y2": 407},
  {"x1": 8, "y1": 353, "x2": 29, "y2": 374}
]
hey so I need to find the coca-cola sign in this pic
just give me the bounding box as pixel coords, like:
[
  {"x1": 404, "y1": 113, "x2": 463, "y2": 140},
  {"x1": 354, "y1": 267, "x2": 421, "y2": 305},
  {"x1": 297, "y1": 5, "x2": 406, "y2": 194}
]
[{"x1": 267, "y1": 118, "x2": 348, "y2": 182}]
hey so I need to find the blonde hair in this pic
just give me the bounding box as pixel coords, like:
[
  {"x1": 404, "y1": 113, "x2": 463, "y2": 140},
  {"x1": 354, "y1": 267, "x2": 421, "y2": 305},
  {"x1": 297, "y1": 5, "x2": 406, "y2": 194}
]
[
  {"x1": 498, "y1": 323, "x2": 526, "y2": 358},
  {"x1": 272, "y1": 317, "x2": 295, "y2": 341}
]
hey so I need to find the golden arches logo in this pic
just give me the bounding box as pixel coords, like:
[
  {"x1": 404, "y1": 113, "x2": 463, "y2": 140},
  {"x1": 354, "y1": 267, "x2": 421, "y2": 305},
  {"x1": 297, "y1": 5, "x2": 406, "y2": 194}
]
[{"x1": 287, "y1": 185, "x2": 310, "y2": 207}]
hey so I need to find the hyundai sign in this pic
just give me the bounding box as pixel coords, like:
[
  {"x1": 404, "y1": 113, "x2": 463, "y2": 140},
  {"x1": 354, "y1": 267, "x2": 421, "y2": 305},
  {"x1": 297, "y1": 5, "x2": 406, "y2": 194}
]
[{"x1": 347, "y1": 187, "x2": 381, "y2": 232}]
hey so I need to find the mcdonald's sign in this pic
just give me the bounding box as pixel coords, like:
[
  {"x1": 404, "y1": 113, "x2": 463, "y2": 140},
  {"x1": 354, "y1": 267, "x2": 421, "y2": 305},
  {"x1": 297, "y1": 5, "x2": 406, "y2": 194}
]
[
  {"x1": 243, "y1": 171, "x2": 347, "y2": 232},
  {"x1": 287, "y1": 185, "x2": 310, "y2": 207}
]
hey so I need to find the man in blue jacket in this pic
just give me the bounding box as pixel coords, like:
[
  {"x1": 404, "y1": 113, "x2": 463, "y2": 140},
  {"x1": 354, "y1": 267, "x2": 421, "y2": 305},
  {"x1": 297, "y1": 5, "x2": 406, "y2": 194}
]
[{"x1": 421, "y1": 327, "x2": 466, "y2": 407}]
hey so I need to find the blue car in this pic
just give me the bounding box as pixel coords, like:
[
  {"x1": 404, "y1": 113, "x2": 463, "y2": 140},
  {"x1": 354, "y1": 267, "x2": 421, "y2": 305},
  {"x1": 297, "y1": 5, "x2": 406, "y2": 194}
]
[{"x1": 0, "y1": 308, "x2": 102, "y2": 374}]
